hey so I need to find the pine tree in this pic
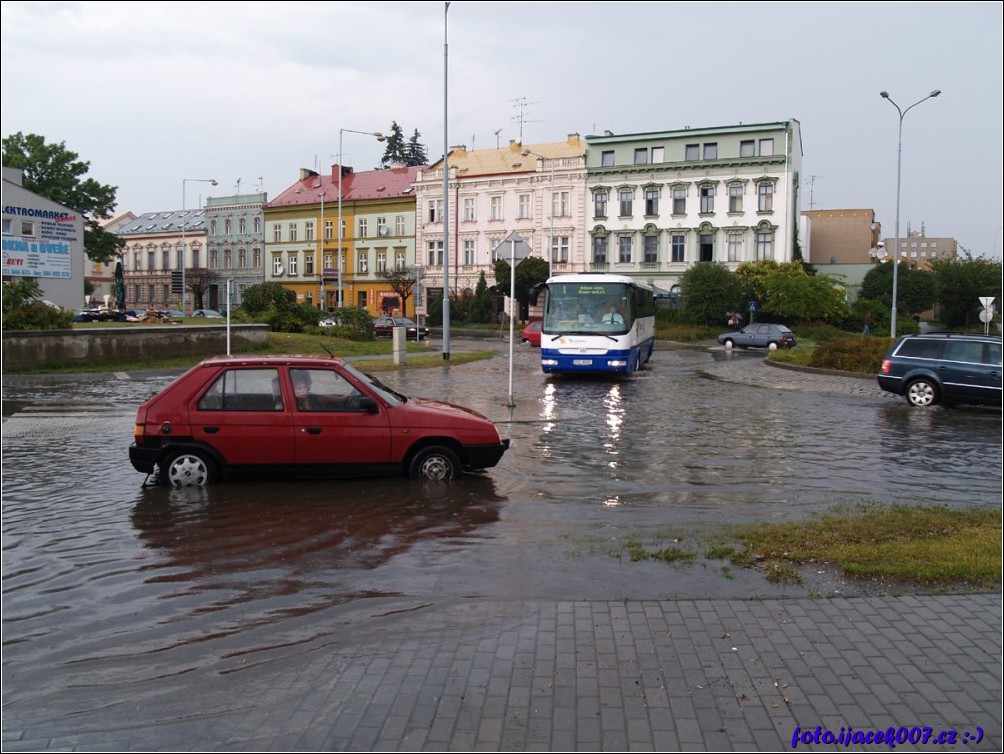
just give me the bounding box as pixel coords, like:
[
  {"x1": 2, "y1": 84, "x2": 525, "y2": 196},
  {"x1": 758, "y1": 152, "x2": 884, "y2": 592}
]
[{"x1": 380, "y1": 122, "x2": 407, "y2": 168}]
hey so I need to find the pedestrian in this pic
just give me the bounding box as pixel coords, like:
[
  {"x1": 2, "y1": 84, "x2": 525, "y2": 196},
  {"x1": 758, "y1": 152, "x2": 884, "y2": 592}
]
[
  {"x1": 728, "y1": 312, "x2": 738, "y2": 330},
  {"x1": 862, "y1": 312, "x2": 872, "y2": 335}
]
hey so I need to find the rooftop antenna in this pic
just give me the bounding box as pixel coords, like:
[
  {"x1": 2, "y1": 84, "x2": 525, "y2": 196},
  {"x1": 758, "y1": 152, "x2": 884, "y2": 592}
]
[
  {"x1": 256, "y1": 176, "x2": 263, "y2": 192},
  {"x1": 235, "y1": 178, "x2": 241, "y2": 194},
  {"x1": 808, "y1": 175, "x2": 824, "y2": 210},
  {"x1": 511, "y1": 96, "x2": 542, "y2": 143},
  {"x1": 494, "y1": 129, "x2": 503, "y2": 148}
]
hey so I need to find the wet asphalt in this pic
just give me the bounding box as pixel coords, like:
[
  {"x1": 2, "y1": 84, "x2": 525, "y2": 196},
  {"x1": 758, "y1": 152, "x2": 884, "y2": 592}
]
[{"x1": 2, "y1": 346, "x2": 1001, "y2": 752}]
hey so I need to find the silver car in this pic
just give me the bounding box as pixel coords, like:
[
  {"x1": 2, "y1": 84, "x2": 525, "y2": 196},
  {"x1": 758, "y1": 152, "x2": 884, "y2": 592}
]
[{"x1": 718, "y1": 323, "x2": 797, "y2": 350}]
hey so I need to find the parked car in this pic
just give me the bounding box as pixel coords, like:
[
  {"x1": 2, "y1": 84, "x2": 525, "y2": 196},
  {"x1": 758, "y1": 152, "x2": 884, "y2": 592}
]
[
  {"x1": 718, "y1": 323, "x2": 797, "y2": 350},
  {"x1": 192, "y1": 309, "x2": 225, "y2": 318},
  {"x1": 373, "y1": 316, "x2": 429, "y2": 340},
  {"x1": 128, "y1": 355, "x2": 510, "y2": 485},
  {"x1": 159, "y1": 309, "x2": 185, "y2": 319},
  {"x1": 521, "y1": 320, "x2": 542, "y2": 347},
  {"x1": 877, "y1": 332, "x2": 1002, "y2": 407}
]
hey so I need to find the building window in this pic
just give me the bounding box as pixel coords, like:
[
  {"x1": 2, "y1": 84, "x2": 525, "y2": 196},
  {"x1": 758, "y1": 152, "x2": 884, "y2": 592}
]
[
  {"x1": 552, "y1": 191, "x2": 569, "y2": 218},
  {"x1": 324, "y1": 220, "x2": 332, "y2": 240},
  {"x1": 729, "y1": 184, "x2": 743, "y2": 213},
  {"x1": 377, "y1": 252, "x2": 387, "y2": 272},
  {"x1": 148, "y1": 283, "x2": 155, "y2": 303},
  {"x1": 224, "y1": 218, "x2": 232, "y2": 235},
  {"x1": 727, "y1": 231, "x2": 743, "y2": 262},
  {"x1": 395, "y1": 250, "x2": 405, "y2": 269},
  {"x1": 685, "y1": 144, "x2": 699, "y2": 161},
  {"x1": 395, "y1": 215, "x2": 406, "y2": 236},
  {"x1": 618, "y1": 188, "x2": 633, "y2": 217},
  {"x1": 699, "y1": 233, "x2": 714, "y2": 262},
  {"x1": 162, "y1": 250, "x2": 170, "y2": 270},
  {"x1": 162, "y1": 284, "x2": 170, "y2": 303},
  {"x1": 671, "y1": 234, "x2": 686, "y2": 263},
  {"x1": 464, "y1": 197, "x2": 476, "y2": 221},
  {"x1": 254, "y1": 217, "x2": 261, "y2": 234},
  {"x1": 239, "y1": 249, "x2": 247, "y2": 269},
  {"x1": 210, "y1": 219, "x2": 218, "y2": 235},
  {"x1": 672, "y1": 186, "x2": 686, "y2": 214},
  {"x1": 377, "y1": 217, "x2": 387, "y2": 235},
  {"x1": 634, "y1": 148, "x2": 648, "y2": 165},
  {"x1": 288, "y1": 255, "x2": 298, "y2": 276},
  {"x1": 651, "y1": 146, "x2": 664, "y2": 163},
  {"x1": 490, "y1": 195, "x2": 503, "y2": 221},
  {"x1": 618, "y1": 236, "x2": 632, "y2": 263},
  {"x1": 703, "y1": 143, "x2": 718, "y2": 160},
  {"x1": 552, "y1": 235, "x2": 569, "y2": 263},
  {"x1": 209, "y1": 250, "x2": 218, "y2": 269},
  {"x1": 759, "y1": 138, "x2": 774, "y2": 156},
  {"x1": 305, "y1": 220, "x2": 315, "y2": 241},
  {"x1": 601, "y1": 150, "x2": 615, "y2": 167},
  {"x1": 644, "y1": 187, "x2": 659, "y2": 216},
  {"x1": 758, "y1": 183, "x2": 774, "y2": 212},
  {"x1": 740, "y1": 140, "x2": 755, "y2": 158},
  {"x1": 358, "y1": 253, "x2": 368, "y2": 274},
  {"x1": 700, "y1": 185, "x2": 715, "y2": 213},
  {"x1": 253, "y1": 248, "x2": 261, "y2": 268},
  {"x1": 517, "y1": 194, "x2": 530, "y2": 219},
  {"x1": 463, "y1": 238, "x2": 475, "y2": 265},
  {"x1": 593, "y1": 236, "x2": 607, "y2": 264},
  {"x1": 428, "y1": 199, "x2": 442, "y2": 223},
  {"x1": 358, "y1": 218, "x2": 368, "y2": 238},
  {"x1": 427, "y1": 240, "x2": 443, "y2": 266},
  {"x1": 176, "y1": 249, "x2": 184, "y2": 270},
  {"x1": 757, "y1": 230, "x2": 774, "y2": 260},
  {"x1": 224, "y1": 250, "x2": 232, "y2": 269},
  {"x1": 273, "y1": 255, "x2": 283, "y2": 275},
  {"x1": 191, "y1": 249, "x2": 200, "y2": 268},
  {"x1": 239, "y1": 217, "x2": 246, "y2": 234},
  {"x1": 305, "y1": 254, "x2": 314, "y2": 275},
  {"x1": 594, "y1": 190, "x2": 608, "y2": 219},
  {"x1": 288, "y1": 223, "x2": 297, "y2": 242},
  {"x1": 147, "y1": 250, "x2": 155, "y2": 270},
  {"x1": 273, "y1": 225, "x2": 281, "y2": 242},
  {"x1": 644, "y1": 235, "x2": 658, "y2": 263}
]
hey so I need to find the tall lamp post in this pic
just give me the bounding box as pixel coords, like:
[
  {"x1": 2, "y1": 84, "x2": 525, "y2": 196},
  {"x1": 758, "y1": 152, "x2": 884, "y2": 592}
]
[
  {"x1": 181, "y1": 177, "x2": 217, "y2": 316},
  {"x1": 337, "y1": 128, "x2": 385, "y2": 308},
  {"x1": 317, "y1": 190, "x2": 326, "y2": 311},
  {"x1": 880, "y1": 89, "x2": 940, "y2": 337},
  {"x1": 522, "y1": 148, "x2": 556, "y2": 279}
]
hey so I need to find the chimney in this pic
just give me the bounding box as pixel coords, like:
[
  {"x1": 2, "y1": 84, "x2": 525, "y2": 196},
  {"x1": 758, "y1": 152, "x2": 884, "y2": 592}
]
[{"x1": 299, "y1": 168, "x2": 319, "y2": 180}]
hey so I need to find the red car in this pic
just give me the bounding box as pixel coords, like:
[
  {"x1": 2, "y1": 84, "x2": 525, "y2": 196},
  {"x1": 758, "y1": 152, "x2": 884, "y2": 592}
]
[
  {"x1": 521, "y1": 320, "x2": 542, "y2": 347},
  {"x1": 129, "y1": 355, "x2": 509, "y2": 485}
]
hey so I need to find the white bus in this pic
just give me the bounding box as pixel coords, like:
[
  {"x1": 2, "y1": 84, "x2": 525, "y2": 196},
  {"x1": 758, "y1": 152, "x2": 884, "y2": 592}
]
[{"x1": 528, "y1": 273, "x2": 656, "y2": 374}]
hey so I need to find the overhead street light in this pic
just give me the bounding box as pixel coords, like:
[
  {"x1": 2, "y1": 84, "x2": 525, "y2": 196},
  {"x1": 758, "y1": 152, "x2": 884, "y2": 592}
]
[
  {"x1": 181, "y1": 178, "x2": 217, "y2": 316},
  {"x1": 522, "y1": 148, "x2": 556, "y2": 280},
  {"x1": 879, "y1": 89, "x2": 940, "y2": 338},
  {"x1": 337, "y1": 128, "x2": 385, "y2": 308}
]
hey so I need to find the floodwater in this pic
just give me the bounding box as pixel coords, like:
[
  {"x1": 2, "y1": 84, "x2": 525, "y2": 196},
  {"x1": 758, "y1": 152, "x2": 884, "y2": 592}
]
[{"x1": 2, "y1": 341, "x2": 1001, "y2": 732}]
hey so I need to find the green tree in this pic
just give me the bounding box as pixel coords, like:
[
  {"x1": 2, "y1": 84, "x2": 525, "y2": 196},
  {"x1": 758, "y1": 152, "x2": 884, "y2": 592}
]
[
  {"x1": 929, "y1": 251, "x2": 1002, "y2": 329},
  {"x1": 1, "y1": 279, "x2": 74, "y2": 330},
  {"x1": 2, "y1": 132, "x2": 124, "y2": 264},
  {"x1": 405, "y1": 129, "x2": 428, "y2": 166},
  {"x1": 469, "y1": 271, "x2": 494, "y2": 323},
  {"x1": 240, "y1": 282, "x2": 296, "y2": 314},
  {"x1": 735, "y1": 260, "x2": 849, "y2": 322},
  {"x1": 379, "y1": 121, "x2": 407, "y2": 168},
  {"x1": 493, "y1": 255, "x2": 548, "y2": 322},
  {"x1": 680, "y1": 262, "x2": 739, "y2": 326},
  {"x1": 859, "y1": 262, "x2": 937, "y2": 316}
]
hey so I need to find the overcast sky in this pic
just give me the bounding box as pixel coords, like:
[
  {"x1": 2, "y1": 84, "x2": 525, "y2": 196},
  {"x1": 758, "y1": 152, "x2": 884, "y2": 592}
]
[{"x1": 3, "y1": 1, "x2": 1001, "y2": 256}]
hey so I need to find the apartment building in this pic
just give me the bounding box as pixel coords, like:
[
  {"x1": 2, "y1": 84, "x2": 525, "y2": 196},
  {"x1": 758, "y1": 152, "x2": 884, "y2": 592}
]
[
  {"x1": 411, "y1": 134, "x2": 588, "y2": 308},
  {"x1": 116, "y1": 208, "x2": 210, "y2": 314},
  {"x1": 265, "y1": 165, "x2": 420, "y2": 314},
  {"x1": 204, "y1": 192, "x2": 268, "y2": 311},
  {"x1": 585, "y1": 121, "x2": 802, "y2": 298}
]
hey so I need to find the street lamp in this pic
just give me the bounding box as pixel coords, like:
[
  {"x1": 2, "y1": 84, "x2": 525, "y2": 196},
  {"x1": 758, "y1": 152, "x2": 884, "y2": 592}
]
[
  {"x1": 181, "y1": 177, "x2": 217, "y2": 316},
  {"x1": 337, "y1": 128, "x2": 385, "y2": 308},
  {"x1": 522, "y1": 148, "x2": 556, "y2": 279},
  {"x1": 317, "y1": 190, "x2": 326, "y2": 311},
  {"x1": 880, "y1": 89, "x2": 940, "y2": 337}
]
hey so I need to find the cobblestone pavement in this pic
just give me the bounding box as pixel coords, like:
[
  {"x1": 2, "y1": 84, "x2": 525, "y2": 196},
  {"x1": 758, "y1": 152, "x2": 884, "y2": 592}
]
[{"x1": 3, "y1": 350, "x2": 1001, "y2": 752}]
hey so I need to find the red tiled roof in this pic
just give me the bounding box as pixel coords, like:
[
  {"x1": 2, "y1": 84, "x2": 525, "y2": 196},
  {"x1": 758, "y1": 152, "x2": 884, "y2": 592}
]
[{"x1": 268, "y1": 165, "x2": 421, "y2": 208}]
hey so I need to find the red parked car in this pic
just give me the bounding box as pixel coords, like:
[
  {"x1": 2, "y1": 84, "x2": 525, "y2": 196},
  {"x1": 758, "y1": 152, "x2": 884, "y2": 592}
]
[
  {"x1": 521, "y1": 320, "x2": 542, "y2": 347},
  {"x1": 129, "y1": 355, "x2": 510, "y2": 485}
]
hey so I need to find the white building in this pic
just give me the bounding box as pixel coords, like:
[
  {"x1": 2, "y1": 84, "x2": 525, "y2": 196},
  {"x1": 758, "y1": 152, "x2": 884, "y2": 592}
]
[{"x1": 585, "y1": 121, "x2": 803, "y2": 298}]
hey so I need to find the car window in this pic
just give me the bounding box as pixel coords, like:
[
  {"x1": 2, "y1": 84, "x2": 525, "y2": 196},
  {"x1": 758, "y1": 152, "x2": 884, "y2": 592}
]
[
  {"x1": 198, "y1": 368, "x2": 283, "y2": 411},
  {"x1": 897, "y1": 339, "x2": 944, "y2": 359},
  {"x1": 943, "y1": 340, "x2": 985, "y2": 364},
  {"x1": 289, "y1": 368, "x2": 362, "y2": 412},
  {"x1": 984, "y1": 341, "x2": 1003, "y2": 366}
]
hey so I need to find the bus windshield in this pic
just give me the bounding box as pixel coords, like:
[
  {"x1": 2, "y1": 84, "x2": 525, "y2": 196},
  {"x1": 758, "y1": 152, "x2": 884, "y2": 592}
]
[{"x1": 543, "y1": 281, "x2": 632, "y2": 334}]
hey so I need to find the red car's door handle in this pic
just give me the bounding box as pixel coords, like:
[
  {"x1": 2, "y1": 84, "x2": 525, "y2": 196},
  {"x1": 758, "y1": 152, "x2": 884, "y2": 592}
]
[{"x1": 303, "y1": 427, "x2": 322, "y2": 435}]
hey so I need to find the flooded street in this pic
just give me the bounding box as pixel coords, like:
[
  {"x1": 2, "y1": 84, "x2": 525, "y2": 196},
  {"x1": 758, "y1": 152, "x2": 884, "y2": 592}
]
[{"x1": 2, "y1": 341, "x2": 1001, "y2": 745}]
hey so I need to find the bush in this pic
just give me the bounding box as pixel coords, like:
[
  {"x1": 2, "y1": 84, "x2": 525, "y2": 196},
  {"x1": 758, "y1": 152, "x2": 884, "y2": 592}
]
[{"x1": 808, "y1": 334, "x2": 895, "y2": 374}]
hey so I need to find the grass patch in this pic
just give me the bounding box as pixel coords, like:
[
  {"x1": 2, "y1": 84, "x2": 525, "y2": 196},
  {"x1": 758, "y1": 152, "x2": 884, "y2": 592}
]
[
  {"x1": 7, "y1": 331, "x2": 495, "y2": 375},
  {"x1": 727, "y1": 504, "x2": 1001, "y2": 589}
]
